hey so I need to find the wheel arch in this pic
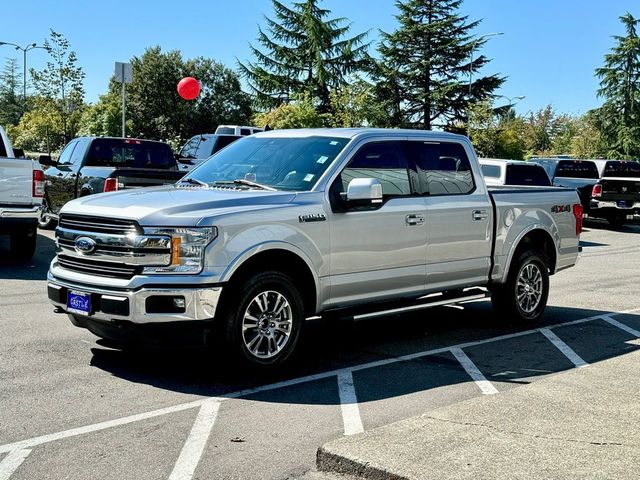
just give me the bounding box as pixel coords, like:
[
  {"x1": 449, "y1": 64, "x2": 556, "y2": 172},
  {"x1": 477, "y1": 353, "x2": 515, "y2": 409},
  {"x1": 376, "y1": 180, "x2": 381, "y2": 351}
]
[{"x1": 500, "y1": 227, "x2": 558, "y2": 283}]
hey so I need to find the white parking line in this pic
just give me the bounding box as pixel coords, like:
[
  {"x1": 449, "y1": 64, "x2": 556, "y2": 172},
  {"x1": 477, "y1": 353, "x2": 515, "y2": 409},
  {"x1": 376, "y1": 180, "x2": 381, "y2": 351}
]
[
  {"x1": 337, "y1": 371, "x2": 364, "y2": 436},
  {"x1": 450, "y1": 348, "x2": 498, "y2": 395},
  {"x1": 600, "y1": 315, "x2": 640, "y2": 337},
  {"x1": 0, "y1": 450, "x2": 31, "y2": 480},
  {"x1": 539, "y1": 328, "x2": 588, "y2": 367},
  {"x1": 168, "y1": 398, "x2": 221, "y2": 480},
  {"x1": 0, "y1": 308, "x2": 637, "y2": 459}
]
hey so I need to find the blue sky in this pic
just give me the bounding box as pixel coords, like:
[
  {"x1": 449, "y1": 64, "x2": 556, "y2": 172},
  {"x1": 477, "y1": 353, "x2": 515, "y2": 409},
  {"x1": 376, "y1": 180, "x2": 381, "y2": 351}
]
[{"x1": 2, "y1": 0, "x2": 638, "y2": 116}]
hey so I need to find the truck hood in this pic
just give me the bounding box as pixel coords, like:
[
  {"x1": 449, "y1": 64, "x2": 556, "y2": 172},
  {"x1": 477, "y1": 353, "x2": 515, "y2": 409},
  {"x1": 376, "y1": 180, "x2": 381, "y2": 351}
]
[{"x1": 60, "y1": 185, "x2": 298, "y2": 226}]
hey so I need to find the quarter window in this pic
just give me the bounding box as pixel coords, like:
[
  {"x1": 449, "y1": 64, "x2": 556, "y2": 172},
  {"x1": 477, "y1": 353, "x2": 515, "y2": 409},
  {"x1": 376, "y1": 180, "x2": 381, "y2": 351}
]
[
  {"x1": 338, "y1": 142, "x2": 411, "y2": 197},
  {"x1": 407, "y1": 141, "x2": 475, "y2": 195}
]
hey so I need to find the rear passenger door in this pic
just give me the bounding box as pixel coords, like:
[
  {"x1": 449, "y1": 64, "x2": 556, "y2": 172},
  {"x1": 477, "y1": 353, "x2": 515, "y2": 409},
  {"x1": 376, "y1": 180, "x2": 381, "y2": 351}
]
[
  {"x1": 328, "y1": 140, "x2": 427, "y2": 306},
  {"x1": 405, "y1": 140, "x2": 493, "y2": 291}
]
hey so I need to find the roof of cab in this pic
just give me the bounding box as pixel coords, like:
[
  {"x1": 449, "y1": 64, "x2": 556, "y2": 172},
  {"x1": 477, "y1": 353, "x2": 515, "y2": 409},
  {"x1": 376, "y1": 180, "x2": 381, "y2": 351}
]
[{"x1": 253, "y1": 127, "x2": 468, "y2": 141}]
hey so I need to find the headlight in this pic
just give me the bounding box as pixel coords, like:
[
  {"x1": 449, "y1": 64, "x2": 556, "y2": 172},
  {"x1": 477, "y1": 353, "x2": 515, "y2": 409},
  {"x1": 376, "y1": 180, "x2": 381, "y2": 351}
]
[{"x1": 142, "y1": 227, "x2": 217, "y2": 274}]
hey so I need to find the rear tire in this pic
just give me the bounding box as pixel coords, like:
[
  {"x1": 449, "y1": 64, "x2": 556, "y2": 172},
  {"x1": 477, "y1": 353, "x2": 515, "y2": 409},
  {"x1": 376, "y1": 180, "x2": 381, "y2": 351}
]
[
  {"x1": 491, "y1": 249, "x2": 549, "y2": 323},
  {"x1": 10, "y1": 227, "x2": 37, "y2": 261},
  {"x1": 221, "y1": 271, "x2": 305, "y2": 369},
  {"x1": 607, "y1": 216, "x2": 625, "y2": 228}
]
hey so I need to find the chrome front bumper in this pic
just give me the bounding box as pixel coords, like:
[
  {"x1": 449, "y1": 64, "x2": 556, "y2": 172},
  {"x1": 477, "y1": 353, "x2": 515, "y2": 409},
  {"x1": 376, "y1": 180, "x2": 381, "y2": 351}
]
[{"x1": 47, "y1": 271, "x2": 223, "y2": 325}]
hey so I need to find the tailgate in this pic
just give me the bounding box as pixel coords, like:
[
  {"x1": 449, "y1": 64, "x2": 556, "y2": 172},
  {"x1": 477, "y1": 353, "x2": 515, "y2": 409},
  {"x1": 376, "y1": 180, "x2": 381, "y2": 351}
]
[
  {"x1": 112, "y1": 168, "x2": 186, "y2": 189},
  {"x1": 599, "y1": 177, "x2": 640, "y2": 202},
  {"x1": 0, "y1": 158, "x2": 35, "y2": 205}
]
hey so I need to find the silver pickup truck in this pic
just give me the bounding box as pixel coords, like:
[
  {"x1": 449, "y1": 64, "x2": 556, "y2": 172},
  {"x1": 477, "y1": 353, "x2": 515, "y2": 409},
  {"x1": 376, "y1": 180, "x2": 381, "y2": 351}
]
[{"x1": 47, "y1": 129, "x2": 582, "y2": 368}]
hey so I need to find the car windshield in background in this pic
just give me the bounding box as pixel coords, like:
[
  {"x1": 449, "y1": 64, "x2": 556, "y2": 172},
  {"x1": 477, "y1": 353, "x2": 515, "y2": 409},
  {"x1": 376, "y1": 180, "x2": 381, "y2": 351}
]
[
  {"x1": 603, "y1": 161, "x2": 640, "y2": 178},
  {"x1": 506, "y1": 164, "x2": 551, "y2": 186},
  {"x1": 180, "y1": 136, "x2": 215, "y2": 159},
  {"x1": 186, "y1": 136, "x2": 349, "y2": 191},
  {"x1": 555, "y1": 160, "x2": 599, "y2": 179},
  {"x1": 86, "y1": 139, "x2": 175, "y2": 169}
]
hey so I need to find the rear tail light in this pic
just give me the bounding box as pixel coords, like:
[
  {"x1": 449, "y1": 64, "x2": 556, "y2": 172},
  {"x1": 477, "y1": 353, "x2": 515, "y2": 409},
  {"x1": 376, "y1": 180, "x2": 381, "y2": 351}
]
[
  {"x1": 591, "y1": 184, "x2": 602, "y2": 198},
  {"x1": 103, "y1": 178, "x2": 118, "y2": 192},
  {"x1": 572, "y1": 204, "x2": 583, "y2": 235},
  {"x1": 33, "y1": 169, "x2": 45, "y2": 197}
]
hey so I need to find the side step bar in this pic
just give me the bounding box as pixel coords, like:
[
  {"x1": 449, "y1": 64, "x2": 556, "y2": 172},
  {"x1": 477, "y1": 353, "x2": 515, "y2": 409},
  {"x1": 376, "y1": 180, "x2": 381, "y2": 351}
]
[{"x1": 350, "y1": 288, "x2": 490, "y2": 322}]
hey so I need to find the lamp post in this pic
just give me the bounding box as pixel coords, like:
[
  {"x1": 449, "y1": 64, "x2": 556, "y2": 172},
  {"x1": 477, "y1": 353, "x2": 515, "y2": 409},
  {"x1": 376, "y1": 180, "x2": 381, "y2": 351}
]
[
  {"x1": 496, "y1": 94, "x2": 525, "y2": 106},
  {"x1": 0, "y1": 41, "x2": 47, "y2": 103},
  {"x1": 469, "y1": 32, "x2": 504, "y2": 96}
]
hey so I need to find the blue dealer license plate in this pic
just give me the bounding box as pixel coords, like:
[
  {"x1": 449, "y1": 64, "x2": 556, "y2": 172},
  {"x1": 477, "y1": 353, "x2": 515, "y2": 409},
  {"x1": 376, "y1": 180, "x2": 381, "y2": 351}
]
[{"x1": 67, "y1": 291, "x2": 91, "y2": 315}]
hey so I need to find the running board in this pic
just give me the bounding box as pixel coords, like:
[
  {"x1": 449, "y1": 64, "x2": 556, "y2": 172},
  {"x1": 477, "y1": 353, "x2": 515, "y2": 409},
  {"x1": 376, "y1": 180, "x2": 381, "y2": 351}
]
[{"x1": 351, "y1": 288, "x2": 490, "y2": 322}]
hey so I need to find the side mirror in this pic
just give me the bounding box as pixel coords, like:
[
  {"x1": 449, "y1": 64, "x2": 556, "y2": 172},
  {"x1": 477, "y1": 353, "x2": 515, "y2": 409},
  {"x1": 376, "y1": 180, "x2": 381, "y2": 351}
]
[
  {"x1": 38, "y1": 155, "x2": 56, "y2": 166},
  {"x1": 345, "y1": 178, "x2": 383, "y2": 204},
  {"x1": 13, "y1": 148, "x2": 25, "y2": 158}
]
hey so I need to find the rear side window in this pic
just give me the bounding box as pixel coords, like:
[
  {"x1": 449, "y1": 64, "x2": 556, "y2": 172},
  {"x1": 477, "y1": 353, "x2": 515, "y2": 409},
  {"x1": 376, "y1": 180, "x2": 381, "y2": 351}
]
[
  {"x1": 212, "y1": 135, "x2": 241, "y2": 154},
  {"x1": 86, "y1": 139, "x2": 175, "y2": 169},
  {"x1": 339, "y1": 142, "x2": 411, "y2": 197},
  {"x1": 407, "y1": 142, "x2": 475, "y2": 195},
  {"x1": 603, "y1": 161, "x2": 640, "y2": 178},
  {"x1": 481, "y1": 164, "x2": 502, "y2": 179},
  {"x1": 505, "y1": 164, "x2": 551, "y2": 186},
  {"x1": 554, "y1": 160, "x2": 599, "y2": 179},
  {"x1": 240, "y1": 129, "x2": 251, "y2": 136},
  {"x1": 216, "y1": 127, "x2": 235, "y2": 135}
]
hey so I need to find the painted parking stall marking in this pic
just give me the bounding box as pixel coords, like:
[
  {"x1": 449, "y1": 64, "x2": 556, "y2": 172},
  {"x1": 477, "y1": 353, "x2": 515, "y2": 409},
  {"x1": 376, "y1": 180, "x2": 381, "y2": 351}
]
[{"x1": 1, "y1": 306, "x2": 640, "y2": 479}]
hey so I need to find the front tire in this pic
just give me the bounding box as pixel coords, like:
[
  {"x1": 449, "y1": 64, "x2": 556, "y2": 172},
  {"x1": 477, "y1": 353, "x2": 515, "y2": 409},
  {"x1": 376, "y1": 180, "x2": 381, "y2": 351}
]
[
  {"x1": 38, "y1": 199, "x2": 57, "y2": 230},
  {"x1": 491, "y1": 250, "x2": 550, "y2": 323},
  {"x1": 222, "y1": 271, "x2": 305, "y2": 369}
]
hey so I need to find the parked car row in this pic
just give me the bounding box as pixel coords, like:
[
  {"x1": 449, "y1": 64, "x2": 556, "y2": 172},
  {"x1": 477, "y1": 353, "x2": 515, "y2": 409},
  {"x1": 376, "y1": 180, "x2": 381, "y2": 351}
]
[{"x1": 479, "y1": 157, "x2": 640, "y2": 228}]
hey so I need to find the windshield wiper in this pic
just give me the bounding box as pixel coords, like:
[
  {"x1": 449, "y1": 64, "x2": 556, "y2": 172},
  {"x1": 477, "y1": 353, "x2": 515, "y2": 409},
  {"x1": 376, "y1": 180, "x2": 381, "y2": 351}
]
[
  {"x1": 178, "y1": 177, "x2": 209, "y2": 187},
  {"x1": 211, "y1": 179, "x2": 277, "y2": 191}
]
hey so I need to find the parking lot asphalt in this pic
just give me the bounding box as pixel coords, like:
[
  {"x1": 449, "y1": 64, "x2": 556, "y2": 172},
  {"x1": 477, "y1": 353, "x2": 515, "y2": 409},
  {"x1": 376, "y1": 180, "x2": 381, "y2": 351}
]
[{"x1": 0, "y1": 220, "x2": 639, "y2": 480}]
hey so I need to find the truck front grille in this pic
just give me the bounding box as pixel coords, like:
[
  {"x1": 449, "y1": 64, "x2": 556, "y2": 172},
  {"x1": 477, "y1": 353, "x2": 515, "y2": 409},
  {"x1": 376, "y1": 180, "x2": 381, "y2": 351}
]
[
  {"x1": 58, "y1": 255, "x2": 142, "y2": 279},
  {"x1": 59, "y1": 214, "x2": 140, "y2": 235}
]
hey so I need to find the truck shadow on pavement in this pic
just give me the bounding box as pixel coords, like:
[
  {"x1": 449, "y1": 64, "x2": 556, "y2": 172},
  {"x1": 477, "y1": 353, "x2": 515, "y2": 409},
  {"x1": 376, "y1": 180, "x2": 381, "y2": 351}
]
[
  {"x1": 0, "y1": 232, "x2": 56, "y2": 280},
  {"x1": 88, "y1": 303, "x2": 640, "y2": 406}
]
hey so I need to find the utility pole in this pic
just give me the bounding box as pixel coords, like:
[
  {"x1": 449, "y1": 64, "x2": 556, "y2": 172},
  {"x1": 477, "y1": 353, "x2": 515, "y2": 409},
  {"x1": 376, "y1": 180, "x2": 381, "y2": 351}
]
[{"x1": 115, "y1": 62, "x2": 132, "y2": 138}]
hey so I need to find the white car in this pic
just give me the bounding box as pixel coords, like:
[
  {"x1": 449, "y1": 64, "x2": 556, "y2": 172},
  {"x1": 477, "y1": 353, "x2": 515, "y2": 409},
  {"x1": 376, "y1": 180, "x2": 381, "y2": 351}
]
[
  {"x1": 215, "y1": 125, "x2": 264, "y2": 136},
  {"x1": 479, "y1": 158, "x2": 551, "y2": 187}
]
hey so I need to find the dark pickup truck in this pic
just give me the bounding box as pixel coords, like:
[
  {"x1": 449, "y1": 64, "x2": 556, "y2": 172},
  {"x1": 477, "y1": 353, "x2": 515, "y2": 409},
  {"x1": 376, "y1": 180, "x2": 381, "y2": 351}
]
[
  {"x1": 589, "y1": 160, "x2": 640, "y2": 227},
  {"x1": 39, "y1": 137, "x2": 185, "y2": 228}
]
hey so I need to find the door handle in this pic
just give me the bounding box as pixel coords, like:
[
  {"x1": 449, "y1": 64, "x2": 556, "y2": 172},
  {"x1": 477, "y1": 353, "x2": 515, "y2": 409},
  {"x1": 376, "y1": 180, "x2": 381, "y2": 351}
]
[
  {"x1": 406, "y1": 214, "x2": 425, "y2": 226},
  {"x1": 472, "y1": 210, "x2": 489, "y2": 221}
]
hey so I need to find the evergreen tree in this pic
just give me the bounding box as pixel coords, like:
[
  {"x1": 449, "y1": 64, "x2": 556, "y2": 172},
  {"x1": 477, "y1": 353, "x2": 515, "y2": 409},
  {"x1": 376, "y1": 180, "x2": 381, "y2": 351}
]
[
  {"x1": 376, "y1": 0, "x2": 504, "y2": 129},
  {"x1": 595, "y1": 13, "x2": 640, "y2": 159},
  {"x1": 0, "y1": 58, "x2": 23, "y2": 126},
  {"x1": 239, "y1": 0, "x2": 370, "y2": 112}
]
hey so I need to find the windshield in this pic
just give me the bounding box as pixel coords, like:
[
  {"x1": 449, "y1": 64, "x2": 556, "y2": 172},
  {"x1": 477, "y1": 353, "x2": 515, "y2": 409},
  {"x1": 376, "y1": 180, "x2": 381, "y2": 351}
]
[
  {"x1": 186, "y1": 135, "x2": 350, "y2": 191},
  {"x1": 603, "y1": 161, "x2": 640, "y2": 178},
  {"x1": 179, "y1": 135, "x2": 215, "y2": 160}
]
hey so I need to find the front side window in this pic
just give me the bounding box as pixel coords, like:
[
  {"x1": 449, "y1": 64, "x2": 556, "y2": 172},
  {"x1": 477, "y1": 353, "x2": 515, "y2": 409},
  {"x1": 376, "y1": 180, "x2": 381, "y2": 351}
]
[
  {"x1": 337, "y1": 142, "x2": 411, "y2": 197},
  {"x1": 57, "y1": 141, "x2": 78, "y2": 165},
  {"x1": 407, "y1": 141, "x2": 475, "y2": 195},
  {"x1": 180, "y1": 135, "x2": 216, "y2": 160},
  {"x1": 187, "y1": 136, "x2": 349, "y2": 191}
]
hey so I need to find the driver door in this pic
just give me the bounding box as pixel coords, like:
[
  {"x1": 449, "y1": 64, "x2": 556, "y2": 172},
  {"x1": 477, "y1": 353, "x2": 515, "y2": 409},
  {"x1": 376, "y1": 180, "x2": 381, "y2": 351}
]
[{"x1": 327, "y1": 140, "x2": 427, "y2": 307}]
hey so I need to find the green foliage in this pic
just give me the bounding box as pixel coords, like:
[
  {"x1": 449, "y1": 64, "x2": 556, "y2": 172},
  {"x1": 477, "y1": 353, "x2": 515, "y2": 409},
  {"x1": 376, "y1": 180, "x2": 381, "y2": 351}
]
[
  {"x1": 376, "y1": 0, "x2": 504, "y2": 130},
  {"x1": 594, "y1": 13, "x2": 640, "y2": 159},
  {"x1": 78, "y1": 47, "x2": 252, "y2": 145},
  {"x1": 30, "y1": 30, "x2": 86, "y2": 146},
  {"x1": 466, "y1": 101, "x2": 524, "y2": 159},
  {"x1": 253, "y1": 94, "x2": 326, "y2": 129},
  {"x1": 0, "y1": 58, "x2": 23, "y2": 126},
  {"x1": 327, "y1": 77, "x2": 387, "y2": 127},
  {"x1": 239, "y1": 0, "x2": 370, "y2": 112}
]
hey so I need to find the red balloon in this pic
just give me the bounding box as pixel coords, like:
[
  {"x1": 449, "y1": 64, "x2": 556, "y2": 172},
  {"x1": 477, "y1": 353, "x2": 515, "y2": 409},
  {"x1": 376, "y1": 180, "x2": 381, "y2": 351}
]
[{"x1": 177, "y1": 77, "x2": 200, "y2": 100}]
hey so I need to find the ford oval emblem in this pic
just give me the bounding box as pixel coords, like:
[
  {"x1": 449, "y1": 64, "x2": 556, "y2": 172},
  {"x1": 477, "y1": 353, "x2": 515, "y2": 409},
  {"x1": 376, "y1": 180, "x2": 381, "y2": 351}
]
[{"x1": 74, "y1": 236, "x2": 97, "y2": 255}]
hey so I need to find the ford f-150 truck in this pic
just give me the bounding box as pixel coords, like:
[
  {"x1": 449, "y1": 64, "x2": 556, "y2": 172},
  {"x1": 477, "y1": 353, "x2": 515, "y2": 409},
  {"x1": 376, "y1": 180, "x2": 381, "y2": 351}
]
[
  {"x1": 47, "y1": 129, "x2": 582, "y2": 368},
  {"x1": 39, "y1": 137, "x2": 185, "y2": 228},
  {"x1": 0, "y1": 126, "x2": 44, "y2": 260}
]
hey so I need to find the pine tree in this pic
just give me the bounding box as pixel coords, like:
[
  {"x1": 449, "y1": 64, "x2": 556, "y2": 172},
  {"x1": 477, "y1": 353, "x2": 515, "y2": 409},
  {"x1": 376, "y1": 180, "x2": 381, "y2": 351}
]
[
  {"x1": 376, "y1": 0, "x2": 504, "y2": 130},
  {"x1": 595, "y1": 13, "x2": 640, "y2": 159},
  {"x1": 239, "y1": 0, "x2": 370, "y2": 112},
  {"x1": 0, "y1": 58, "x2": 23, "y2": 126}
]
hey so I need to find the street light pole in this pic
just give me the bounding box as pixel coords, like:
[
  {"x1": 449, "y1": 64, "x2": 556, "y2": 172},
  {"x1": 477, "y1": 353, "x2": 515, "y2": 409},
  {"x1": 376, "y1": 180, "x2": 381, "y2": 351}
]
[
  {"x1": 0, "y1": 41, "x2": 47, "y2": 104},
  {"x1": 468, "y1": 32, "x2": 504, "y2": 97},
  {"x1": 496, "y1": 94, "x2": 525, "y2": 107}
]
